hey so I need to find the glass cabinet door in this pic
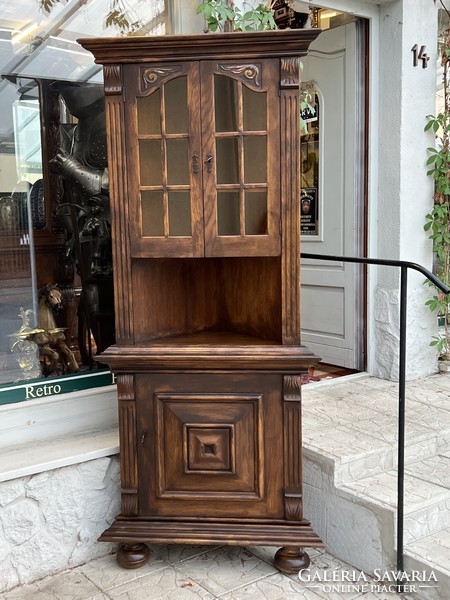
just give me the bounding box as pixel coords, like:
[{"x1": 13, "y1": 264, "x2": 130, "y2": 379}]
[
  {"x1": 201, "y1": 60, "x2": 280, "y2": 257},
  {"x1": 126, "y1": 63, "x2": 204, "y2": 258}
]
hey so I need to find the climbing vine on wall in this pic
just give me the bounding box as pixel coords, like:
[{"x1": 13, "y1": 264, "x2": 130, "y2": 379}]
[{"x1": 424, "y1": 0, "x2": 450, "y2": 357}]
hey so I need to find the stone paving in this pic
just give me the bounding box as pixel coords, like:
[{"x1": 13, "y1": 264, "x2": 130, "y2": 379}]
[{"x1": 0, "y1": 545, "x2": 416, "y2": 600}]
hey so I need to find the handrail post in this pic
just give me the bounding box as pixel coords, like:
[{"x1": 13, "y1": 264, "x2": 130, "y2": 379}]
[{"x1": 397, "y1": 265, "x2": 407, "y2": 590}]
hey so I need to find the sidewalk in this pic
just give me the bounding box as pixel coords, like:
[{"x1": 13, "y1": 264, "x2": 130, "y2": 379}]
[{"x1": 0, "y1": 544, "x2": 414, "y2": 600}]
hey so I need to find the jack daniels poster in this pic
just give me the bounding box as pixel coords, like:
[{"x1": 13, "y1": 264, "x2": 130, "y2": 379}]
[{"x1": 300, "y1": 187, "x2": 318, "y2": 236}]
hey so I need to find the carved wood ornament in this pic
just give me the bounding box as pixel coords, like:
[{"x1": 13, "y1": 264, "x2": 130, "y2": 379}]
[{"x1": 218, "y1": 63, "x2": 262, "y2": 89}]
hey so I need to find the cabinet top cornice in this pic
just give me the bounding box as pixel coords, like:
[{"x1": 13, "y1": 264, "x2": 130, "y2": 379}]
[{"x1": 78, "y1": 29, "x2": 320, "y2": 64}]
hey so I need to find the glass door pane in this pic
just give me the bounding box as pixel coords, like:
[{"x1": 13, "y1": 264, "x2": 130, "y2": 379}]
[
  {"x1": 130, "y1": 63, "x2": 204, "y2": 257},
  {"x1": 202, "y1": 61, "x2": 280, "y2": 257}
]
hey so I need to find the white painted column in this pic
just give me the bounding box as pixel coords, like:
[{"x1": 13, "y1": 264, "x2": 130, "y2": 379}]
[
  {"x1": 167, "y1": 0, "x2": 204, "y2": 33},
  {"x1": 372, "y1": 0, "x2": 439, "y2": 379}
]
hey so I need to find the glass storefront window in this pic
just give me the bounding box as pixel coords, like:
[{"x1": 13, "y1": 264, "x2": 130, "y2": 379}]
[
  {"x1": 1, "y1": 78, "x2": 41, "y2": 385},
  {"x1": 0, "y1": 0, "x2": 166, "y2": 403}
]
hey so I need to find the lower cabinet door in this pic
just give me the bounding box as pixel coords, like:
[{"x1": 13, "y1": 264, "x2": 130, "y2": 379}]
[{"x1": 136, "y1": 372, "x2": 285, "y2": 519}]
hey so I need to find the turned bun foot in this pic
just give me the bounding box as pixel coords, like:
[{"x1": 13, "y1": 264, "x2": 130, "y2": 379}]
[
  {"x1": 274, "y1": 546, "x2": 310, "y2": 574},
  {"x1": 116, "y1": 543, "x2": 150, "y2": 569}
]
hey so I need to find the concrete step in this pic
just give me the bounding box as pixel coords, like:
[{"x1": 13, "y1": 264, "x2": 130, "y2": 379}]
[
  {"x1": 301, "y1": 373, "x2": 450, "y2": 599},
  {"x1": 302, "y1": 374, "x2": 450, "y2": 485},
  {"x1": 340, "y1": 468, "x2": 450, "y2": 544},
  {"x1": 404, "y1": 528, "x2": 450, "y2": 600}
]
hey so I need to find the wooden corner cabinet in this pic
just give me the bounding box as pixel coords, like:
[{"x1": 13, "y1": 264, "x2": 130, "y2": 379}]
[{"x1": 79, "y1": 29, "x2": 323, "y2": 573}]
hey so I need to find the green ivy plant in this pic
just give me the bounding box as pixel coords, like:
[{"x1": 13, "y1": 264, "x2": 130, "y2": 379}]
[
  {"x1": 196, "y1": 0, "x2": 277, "y2": 32},
  {"x1": 424, "y1": 15, "x2": 450, "y2": 359}
]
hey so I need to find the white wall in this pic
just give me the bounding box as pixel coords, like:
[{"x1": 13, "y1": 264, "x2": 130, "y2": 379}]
[
  {"x1": 373, "y1": 1, "x2": 438, "y2": 379},
  {"x1": 0, "y1": 456, "x2": 120, "y2": 592}
]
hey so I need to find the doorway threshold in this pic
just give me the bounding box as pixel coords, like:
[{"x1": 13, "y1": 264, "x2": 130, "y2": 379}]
[{"x1": 301, "y1": 364, "x2": 364, "y2": 386}]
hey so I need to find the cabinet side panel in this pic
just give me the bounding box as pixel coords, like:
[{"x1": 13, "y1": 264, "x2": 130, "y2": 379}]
[
  {"x1": 104, "y1": 65, "x2": 134, "y2": 343},
  {"x1": 131, "y1": 258, "x2": 220, "y2": 341},
  {"x1": 218, "y1": 257, "x2": 282, "y2": 341},
  {"x1": 280, "y1": 58, "x2": 301, "y2": 344}
]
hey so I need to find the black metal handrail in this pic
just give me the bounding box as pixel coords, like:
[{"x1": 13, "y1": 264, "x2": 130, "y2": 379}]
[{"x1": 301, "y1": 252, "x2": 450, "y2": 588}]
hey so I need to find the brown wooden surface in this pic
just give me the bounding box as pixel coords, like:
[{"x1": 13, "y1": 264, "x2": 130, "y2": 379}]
[
  {"x1": 280, "y1": 75, "x2": 301, "y2": 345},
  {"x1": 131, "y1": 258, "x2": 219, "y2": 342},
  {"x1": 104, "y1": 71, "x2": 135, "y2": 344},
  {"x1": 125, "y1": 63, "x2": 205, "y2": 259},
  {"x1": 136, "y1": 373, "x2": 280, "y2": 518},
  {"x1": 129, "y1": 257, "x2": 281, "y2": 343},
  {"x1": 99, "y1": 518, "x2": 324, "y2": 547},
  {"x1": 97, "y1": 335, "x2": 319, "y2": 372},
  {"x1": 282, "y1": 375, "x2": 304, "y2": 521},
  {"x1": 79, "y1": 29, "x2": 320, "y2": 64},
  {"x1": 117, "y1": 374, "x2": 138, "y2": 516},
  {"x1": 218, "y1": 257, "x2": 282, "y2": 340},
  {"x1": 202, "y1": 59, "x2": 280, "y2": 257}
]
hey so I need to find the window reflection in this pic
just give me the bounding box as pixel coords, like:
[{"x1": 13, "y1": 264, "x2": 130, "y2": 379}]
[
  {"x1": 0, "y1": 77, "x2": 115, "y2": 388},
  {"x1": 0, "y1": 78, "x2": 41, "y2": 383},
  {"x1": 300, "y1": 92, "x2": 319, "y2": 236}
]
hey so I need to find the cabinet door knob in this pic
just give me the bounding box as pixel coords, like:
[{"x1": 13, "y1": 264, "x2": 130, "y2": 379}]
[
  {"x1": 205, "y1": 154, "x2": 213, "y2": 173},
  {"x1": 192, "y1": 154, "x2": 199, "y2": 174}
]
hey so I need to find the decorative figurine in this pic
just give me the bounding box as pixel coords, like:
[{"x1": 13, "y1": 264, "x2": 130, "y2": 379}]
[{"x1": 35, "y1": 284, "x2": 79, "y2": 375}]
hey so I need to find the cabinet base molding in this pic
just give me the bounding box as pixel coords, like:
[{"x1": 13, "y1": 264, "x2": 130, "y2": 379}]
[{"x1": 99, "y1": 517, "x2": 324, "y2": 549}]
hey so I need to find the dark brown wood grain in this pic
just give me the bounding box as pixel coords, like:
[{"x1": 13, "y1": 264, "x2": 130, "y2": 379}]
[
  {"x1": 79, "y1": 30, "x2": 320, "y2": 64},
  {"x1": 86, "y1": 29, "x2": 323, "y2": 570}
]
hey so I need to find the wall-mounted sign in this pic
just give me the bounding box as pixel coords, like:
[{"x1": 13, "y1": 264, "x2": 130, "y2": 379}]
[
  {"x1": 300, "y1": 187, "x2": 318, "y2": 236},
  {"x1": 0, "y1": 368, "x2": 115, "y2": 405}
]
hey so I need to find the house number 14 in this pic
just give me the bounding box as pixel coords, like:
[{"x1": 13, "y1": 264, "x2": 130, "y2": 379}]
[{"x1": 412, "y1": 44, "x2": 430, "y2": 68}]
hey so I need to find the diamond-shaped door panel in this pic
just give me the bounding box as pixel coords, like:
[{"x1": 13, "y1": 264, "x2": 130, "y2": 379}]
[
  {"x1": 186, "y1": 425, "x2": 234, "y2": 473},
  {"x1": 155, "y1": 394, "x2": 262, "y2": 499}
]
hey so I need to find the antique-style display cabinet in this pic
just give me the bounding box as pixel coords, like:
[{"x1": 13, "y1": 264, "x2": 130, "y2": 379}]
[{"x1": 79, "y1": 28, "x2": 323, "y2": 574}]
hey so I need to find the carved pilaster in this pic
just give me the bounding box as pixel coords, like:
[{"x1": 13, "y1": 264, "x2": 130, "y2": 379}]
[
  {"x1": 282, "y1": 375, "x2": 303, "y2": 521},
  {"x1": 104, "y1": 65, "x2": 122, "y2": 95},
  {"x1": 280, "y1": 57, "x2": 300, "y2": 88},
  {"x1": 117, "y1": 374, "x2": 138, "y2": 516},
  {"x1": 281, "y1": 89, "x2": 301, "y2": 343},
  {"x1": 105, "y1": 93, "x2": 134, "y2": 342}
]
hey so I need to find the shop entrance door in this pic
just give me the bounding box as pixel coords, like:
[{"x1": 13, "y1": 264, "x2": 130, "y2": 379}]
[{"x1": 300, "y1": 20, "x2": 366, "y2": 369}]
